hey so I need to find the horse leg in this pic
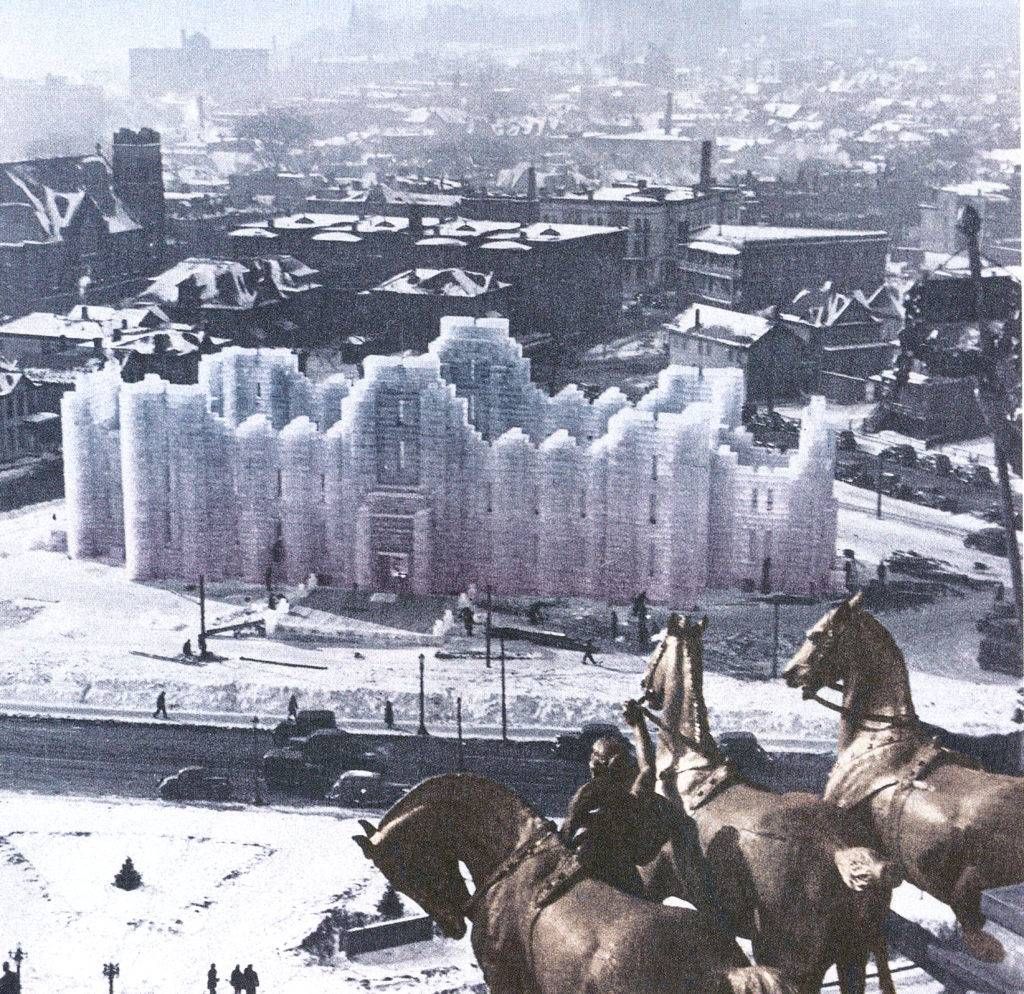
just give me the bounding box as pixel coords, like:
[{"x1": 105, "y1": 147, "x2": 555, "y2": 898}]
[
  {"x1": 951, "y1": 864, "x2": 1005, "y2": 963},
  {"x1": 836, "y1": 950, "x2": 868, "y2": 994}
]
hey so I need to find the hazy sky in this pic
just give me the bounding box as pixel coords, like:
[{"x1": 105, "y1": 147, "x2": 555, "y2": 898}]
[{"x1": 0, "y1": 0, "x2": 388, "y2": 81}]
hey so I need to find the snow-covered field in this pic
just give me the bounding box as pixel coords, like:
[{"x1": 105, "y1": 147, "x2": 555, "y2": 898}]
[
  {"x1": 0, "y1": 791, "x2": 483, "y2": 994},
  {"x1": 0, "y1": 496, "x2": 1017, "y2": 739}
]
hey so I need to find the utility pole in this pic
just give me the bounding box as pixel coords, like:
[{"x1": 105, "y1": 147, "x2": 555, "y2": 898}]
[
  {"x1": 960, "y1": 205, "x2": 1023, "y2": 624},
  {"x1": 499, "y1": 634, "x2": 508, "y2": 743},
  {"x1": 484, "y1": 586, "x2": 492, "y2": 669},
  {"x1": 103, "y1": 962, "x2": 119, "y2": 994},
  {"x1": 875, "y1": 451, "x2": 883, "y2": 519},
  {"x1": 771, "y1": 598, "x2": 781, "y2": 680},
  {"x1": 417, "y1": 653, "x2": 427, "y2": 736},
  {"x1": 456, "y1": 696, "x2": 464, "y2": 770},
  {"x1": 198, "y1": 574, "x2": 207, "y2": 657},
  {"x1": 251, "y1": 716, "x2": 264, "y2": 805}
]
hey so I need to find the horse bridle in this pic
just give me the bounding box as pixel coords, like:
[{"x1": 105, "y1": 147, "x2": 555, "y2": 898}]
[{"x1": 802, "y1": 618, "x2": 918, "y2": 730}]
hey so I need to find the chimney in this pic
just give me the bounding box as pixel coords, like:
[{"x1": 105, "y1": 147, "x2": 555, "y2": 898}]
[
  {"x1": 663, "y1": 91, "x2": 674, "y2": 135},
  {"x1": 526, "y1": 164, "x2": 537, "y2": 202},
  {"x1": 637, "y1": 178, "x2": 648, "y2": 190},
  {"x1": 81, "y1": 305, "x2": 89, "y2": 321},
  {"x1": 408, "y1": 203, "x2": 424, "y2": 238},
  {"x1": 694, "y1": 307, "x2": 701, "y2": 329},
  {"x1": 699, "y1": 139, "x2": 714, "y2": 192}
]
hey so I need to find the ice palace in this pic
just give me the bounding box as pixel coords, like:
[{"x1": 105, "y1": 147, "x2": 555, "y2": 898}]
[{"x1": 61, "y1": 316, "x2": 837, "y2": 603}]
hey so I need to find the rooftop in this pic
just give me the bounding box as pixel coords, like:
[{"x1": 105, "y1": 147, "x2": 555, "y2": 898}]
[
  {"x1": 371, "y1": 268, "x2": 508, "y2": 297},
  {"x1": 667, "y1": 303, "x2": 775, "y2": 344},
  {"x1": 688, "y1": 224, "x2": 889, "y2": 247}
]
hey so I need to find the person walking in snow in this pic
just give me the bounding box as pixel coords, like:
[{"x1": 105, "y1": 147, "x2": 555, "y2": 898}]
[
  {"x1": 242, "y1": 964, "x2": 259, "y2": 994},
  {"x1": 461, "y1": 606, "x2": 475, "y2": 637},
  {"x1": 384, "y1": 698, "x2": 394, "y2": 729},
  {"x1": 581, "y1": 640, "x2": 598, "y2": 666},
  {"x1": 207, "y1": 964, "x2": 218, "y2": 994},
  {"x1": 288, "y1": 693, "x2": 299, "y2": 720},
  {"x1": 229, "y1": 965, "x2": 243, "y2": 994},
  {"x1": 153, "y1": 690, "x2": 168, "y2": 719}
]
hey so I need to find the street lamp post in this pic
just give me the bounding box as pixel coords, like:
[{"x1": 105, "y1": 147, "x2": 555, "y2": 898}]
[
  {"x1": 103, "y1": 963, "x2": 119, "y2": 994},
  {"x1": 9, "y1": 945, "x2": 25, "y2": 984},
  {"x1": 499, "y1": 635, "x2": 508, "y2": 743},
  {"x1": 251, "y1": 716, "x2": 264, "y2": 805},
  {"x1": 456, "y1": 696, "x2": 464, "y2": 770},
  {"x1": 417, "y1": 653, "x2": 427, "y2": 736}
]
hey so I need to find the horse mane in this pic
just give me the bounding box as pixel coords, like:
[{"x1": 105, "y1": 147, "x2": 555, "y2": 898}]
[{"x1": 377, "y1": 772, "x2": 550, "y2": 835}]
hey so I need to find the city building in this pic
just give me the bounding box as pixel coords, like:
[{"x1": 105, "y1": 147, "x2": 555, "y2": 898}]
[
  {"x1": 0, "y1": 128, "x2": 165, "y2": 317},
  {"x1": 665, "y1": 304, "x2": 808, "y2": 403},
  {"x1": 866, "y1": 369, "x2": 986, "y2": 441},
  {"x1": 917, "y1": 179, "x2": 1021, "y2": 265},
  {"x1": 129, "y1": 31, "x2": 270, "y2": 103},
  {"x1": 679, "y1": 225, "x2": 889, "y2": 312},
  {"x1": 0, "y1": 75, "x2": 107, "y2": 161},
  {"x1": 0, "y1": 366, "x2": 57, "y2": 464},
  {"x1": 228, "y1": 211, "x2": 626, "y2": 354},
  {"x1": 62, "y1": 316, "x2": 838, "y2": 602}
]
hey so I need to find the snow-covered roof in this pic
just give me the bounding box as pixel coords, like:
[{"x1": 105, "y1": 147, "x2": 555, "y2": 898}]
[
  {"x1": 689, "y1": 225, "x2": 887, "y2": 247},
  {"x1": 371, "y1": 268, "x2": 507, "y2": 297},
  {"x1": 667, "y1": 303, "x2": 774, "y2": 344}
]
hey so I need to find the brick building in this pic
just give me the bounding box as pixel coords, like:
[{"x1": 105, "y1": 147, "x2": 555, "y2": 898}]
[
  {"x1": 0, "y1": 128, "x2": 164, "y2": 317},
  {"x1": 679, "y1": 225, "x2": 889, "y2": 312}
]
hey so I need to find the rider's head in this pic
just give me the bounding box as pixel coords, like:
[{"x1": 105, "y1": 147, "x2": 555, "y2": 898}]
[{"x1": 589, "y1": 735, "x2": 636, "y2": 783}]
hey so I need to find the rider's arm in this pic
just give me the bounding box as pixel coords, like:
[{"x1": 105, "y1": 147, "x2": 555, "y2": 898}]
[
  {"x1": 625, "y1": 699, "x2": 657, "y2": 795},
  {"x1": 560, "y1": 779, "x2": 600, "y2": 843}
]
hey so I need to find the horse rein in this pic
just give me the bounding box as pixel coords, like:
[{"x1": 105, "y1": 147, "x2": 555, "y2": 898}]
[{"x1": 807, "y1": 686, "x2": 918, "y2": 729}]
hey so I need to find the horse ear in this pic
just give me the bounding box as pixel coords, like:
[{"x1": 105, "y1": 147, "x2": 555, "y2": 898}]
[
  {"x1": 700, "y1": 615, "x2": 709, "y2": 633},
  {"x1": 358, "y1": 819, "x2": 377, "y2": 836},
  {"x1": 848, "y1": 591, "x2": 864, "y2": 611}
]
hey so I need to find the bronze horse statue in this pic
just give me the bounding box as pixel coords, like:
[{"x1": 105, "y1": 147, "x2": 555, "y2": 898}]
[
  {"x1": 641, "y1": 614, "x2": 897, "y2": 994},
  {"x1": 354, "y1": 772, "x2": 797, "y2": 994},
  {"x1": 784, "y1": 592, "x2": 1024, "y2": 963}
]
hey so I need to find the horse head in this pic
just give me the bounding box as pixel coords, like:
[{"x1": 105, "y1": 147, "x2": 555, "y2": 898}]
[
  {"x1": 783, "y1": 592, "x2": 865, "y2": 697},
  {"x1": 641, "y1": 612, "x2": 714, "y2": 756},
  {"x1": 353, "y1": 795, "x2": 472, "y2": 939}
]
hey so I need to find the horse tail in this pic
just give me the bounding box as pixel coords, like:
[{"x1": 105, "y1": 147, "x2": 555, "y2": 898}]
[
  {"x1": 834, "y1": 846, "x2": 900, "y2": 893},
  {"x1": 714, "y1": 966, "x2": 798, "y2": 994},
  {"x1": 873, "y1": 936, "x2": 897, "y2": 994}
]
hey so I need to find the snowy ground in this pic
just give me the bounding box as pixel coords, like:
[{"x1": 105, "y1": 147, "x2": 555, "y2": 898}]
[
  {"x1": 0, "y1": 791, "x2": 483, "y2": 994},
  {"x1": 0, "y1": 495, "x2": 1017, "y2": 740}
]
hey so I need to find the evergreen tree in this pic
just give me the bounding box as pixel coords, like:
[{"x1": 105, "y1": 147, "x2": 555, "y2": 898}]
[
  {"x1": 376, "y1": 883, "x2": 403, "y2": 920},
  {"x1": 113, "y1": 856, "x2": 143, "y2": 891}
]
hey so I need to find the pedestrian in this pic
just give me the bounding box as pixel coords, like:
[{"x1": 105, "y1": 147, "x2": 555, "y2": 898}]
[
  {"x1": 384, "y1": 698, "x2": 394, "y2": 729},
  {"x1": 461, "y1": 605, "x2": 475, "y2": 637},
  {"x1": 581, "y1": 640, "x2": 598, "y2": 666},
  {"x1": 207, "y1": 964, "x2": 218, "y2": 994},
  {"x1": 154, "y1": 690, "x2": 168, "y2": 719},
  {"x1": 242, "y1": 964, "x2": 259, "y2": 994},
  {"x1": 183, "y1": 638, "x2": 193, "y2": 658},
  {"x1": 609, "y1": 610, "x2": 618, "y2": 639},
  {"x1": 0, "y1": 962, "x2": 16, "y2": 994},
  {"x1": 230, "y1": 965, "x2": 243, "y2": 994},
  {"x1": 637, "y1": 613, "x2": 649, "y2": 651},
  {"x1": 288, "y1": 693, "x2": 299, "y2": 720}
]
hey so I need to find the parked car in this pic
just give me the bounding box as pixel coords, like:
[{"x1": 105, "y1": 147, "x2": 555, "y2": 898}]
[
  {"x1": 159, "y1": 766, "x2": 233, "y2": 802},
  {"x1": 264, "y1": 728, "x2": 380, "y2": 791},
  {"x1": 965, "y1": 526, "x2": 1008, "y2": 557},
  {"x1": 271, "y1": 708, "x2": 337, "y2": 747},
  {"x1": 880, "y1": 444, "x2": 917, "y2": 467},
  {"x1": 970, "y1": 464, "x2": 994, "y2": 488},
  {"x1": 326, "y1": 770, "x2": 405, "y2": 809},
  {"x1": 919, "y1": 453, "x2": 953, "y2": 476},
  {"x1": 836, "y1": 430, "x2": 859, "y2": 452},
  {"x1": 554, "y1": 722, "x2": 628, "y2": 763},
  {"x1": 718, "y1": 731, "x2": 773, "y2": 776}
]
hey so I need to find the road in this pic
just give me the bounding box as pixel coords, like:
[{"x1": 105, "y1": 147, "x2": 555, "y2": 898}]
[{"x1": 0, "y1": 714, "x2": 833, "y2": 815}]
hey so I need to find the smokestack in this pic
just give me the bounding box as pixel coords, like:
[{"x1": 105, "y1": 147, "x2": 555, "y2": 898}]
[
  {"x1": 664, "y1": 91, "x2": 674, "y2": 135},
  {"x1": 699, "y1": 139, "x2": 714, "y2": 192},
  {"x1": 526, "y1": 164, "x2": 537, "y2": 202}
]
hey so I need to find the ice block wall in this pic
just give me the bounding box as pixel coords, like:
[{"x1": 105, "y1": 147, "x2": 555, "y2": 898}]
[{"x1": 61, "y1": 317, "x2": 837, "y2": 604}]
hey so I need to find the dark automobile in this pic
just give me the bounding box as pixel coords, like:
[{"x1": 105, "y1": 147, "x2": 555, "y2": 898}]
[
  {"x1": 836, "y1": 430, "x2": 858, "y2": 452},
  {"x1": 554, "y1": 721, "x2": 628, "y2": 762},
  {"x1": 159, "y1": 766, "x2": 233, "y2": 802},
  {"x1": 271, "y1": 708, "x2": 337, "y2": 747},
  {"x1": 718, "y1": 731, "x2": 773, "y2": 776},
  {"x1": 263, "y1": 728, "x2": 380, "y2": 791},
  {"x1": 326, "y1": 770, "x2": 405, "y2": 809},
  {"x1": 880, "y1": 444, "x2": 917, "y2": 467},
  {"x1": 965, "y1": 526, "x2": 1008, "y2": 557},
  {"x1": 970, "y1": 464, "x2": 994, "y2": 488},
  {"x1": 919, "y1": 453, "x2": 953, "y2": 476}
]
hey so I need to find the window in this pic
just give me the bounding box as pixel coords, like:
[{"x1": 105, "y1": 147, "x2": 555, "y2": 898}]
[
  {"x1": 651, "y1": 454, "x2": 659, "y2": 480},
  {"x1": 256, "y1": 381, "x2": 262, "y2": 398},
  {"x1": 649, "y1": 493, "x2": 658, "y2": 525},
  {"x1": 485, "y1": 483, "x2": 493, "y2": 513},
  {"x1": 276, "y1": 469, "x2": 283, "y2": 498},
  {"x1": 749, "y1": 529, "x2": 757, "y2": 561},
  {"x1": 397, "y1": 398, "x2": 406, "y2": 424},
  {"x1": 320, "y1": 474, "x2": 326, "y2": 502},
  {"x1": 580, "y1": 487, "x2": 587, "y2": 518},
  {"x1": 750, "y1": 488, "x2": 758, "y2": 511},
  {"x1": 766, "y1": 489, "x2": 774, "y2": 512},
  {"x1": 398, "y1": 440, "x2": 407, "y2": 472},
  {"x1": 468, "y1": 395, "x2": 477, "y2": 422},
  {"x1": 469, "y1": 358, "x2": 477, "y2": 383},
  {"x1": 649, "y1": 541, "x2": 657, "y2": 578}
]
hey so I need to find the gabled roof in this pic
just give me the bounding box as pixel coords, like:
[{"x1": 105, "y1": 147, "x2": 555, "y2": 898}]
[{"x1": 371, "y1": 268, "x2": 507, "y2": 297}]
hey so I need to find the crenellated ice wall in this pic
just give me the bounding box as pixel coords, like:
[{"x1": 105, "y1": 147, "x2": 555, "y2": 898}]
[{"x1": 62, "y1": 317, "x2": 838, "y2": 601}]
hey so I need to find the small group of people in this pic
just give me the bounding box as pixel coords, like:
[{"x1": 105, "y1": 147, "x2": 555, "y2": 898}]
[
  {"x1": 207, "y1": 963, "x2": 259, "y2": 994},
  {"x1": 0, "y1": 962, "x2": 20, "y2": 994}
]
